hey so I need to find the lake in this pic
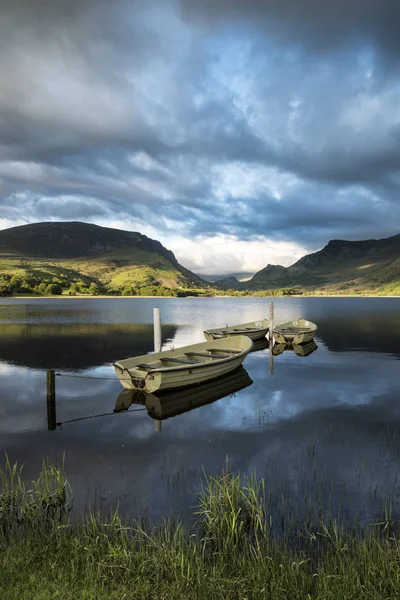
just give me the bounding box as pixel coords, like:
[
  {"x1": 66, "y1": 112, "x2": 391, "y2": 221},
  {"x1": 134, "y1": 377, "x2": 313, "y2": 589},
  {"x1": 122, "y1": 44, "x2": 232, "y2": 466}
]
[{"x1": 0, "y1": 296, "x2": 399, "y2": 530}]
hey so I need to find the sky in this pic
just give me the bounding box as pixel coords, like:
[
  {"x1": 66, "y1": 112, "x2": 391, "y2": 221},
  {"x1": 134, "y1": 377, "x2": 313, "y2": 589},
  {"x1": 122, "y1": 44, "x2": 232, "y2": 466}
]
[{"x1": 0, "y1": 0, "x2": 400, "y2": 275}]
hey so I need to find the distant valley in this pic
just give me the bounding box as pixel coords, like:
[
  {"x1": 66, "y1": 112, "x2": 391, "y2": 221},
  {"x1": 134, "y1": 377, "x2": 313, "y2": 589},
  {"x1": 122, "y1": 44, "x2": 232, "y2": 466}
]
[{"x1": 202, "y1": 272, "x2": 254, "y2": 283}]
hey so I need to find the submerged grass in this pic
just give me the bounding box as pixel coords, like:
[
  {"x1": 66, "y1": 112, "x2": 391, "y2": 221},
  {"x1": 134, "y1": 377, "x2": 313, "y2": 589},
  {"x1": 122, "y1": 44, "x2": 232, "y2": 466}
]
[{"x1": 2, "y1": 459, "x2": 400, "y2": 599}]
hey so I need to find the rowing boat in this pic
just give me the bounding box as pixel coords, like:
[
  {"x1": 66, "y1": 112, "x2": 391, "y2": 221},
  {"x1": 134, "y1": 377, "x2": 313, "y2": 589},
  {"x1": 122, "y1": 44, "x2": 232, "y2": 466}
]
[
  {"x1": 273, "y1": 319, "x2": 317, "y2": 344},
  {"x1": 203, "y1": 319, "x2": 269, "y2": 341},
  {"x1": 113, "y1": 335, "x2": 253, "y2": 393},
  {"x1": 272, "y1": 339, "x2": 318, "y2": 357},
  {"x1": 114, "y1": 366, "x2": 253, "y2": 419}
]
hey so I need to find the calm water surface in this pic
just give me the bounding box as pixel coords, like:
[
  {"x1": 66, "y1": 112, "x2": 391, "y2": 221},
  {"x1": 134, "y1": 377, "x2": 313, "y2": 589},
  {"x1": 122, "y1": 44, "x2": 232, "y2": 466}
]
[{"x1": 0, "y1": 297, "x2": 399, "y2": 527}]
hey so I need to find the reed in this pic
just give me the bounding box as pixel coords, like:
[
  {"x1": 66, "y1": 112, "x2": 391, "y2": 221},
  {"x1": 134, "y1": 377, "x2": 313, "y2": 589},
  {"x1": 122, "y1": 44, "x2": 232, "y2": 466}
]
[
  {"x1": 1, "y1": 459, "x2": 400, "y2": 599},
  {"x1": 0, "y1": 455, "x2": 70, "y2": 540}
]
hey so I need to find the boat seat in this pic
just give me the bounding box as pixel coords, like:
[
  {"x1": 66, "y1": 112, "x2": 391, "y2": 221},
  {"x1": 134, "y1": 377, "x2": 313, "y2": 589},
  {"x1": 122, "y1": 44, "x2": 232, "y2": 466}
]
[
  {"x1": 186, "y1": 352, "x2": 231, "y2": 359},
  {"x1": 206, "y1": 348, "x2": 242, "y2": 354},
  {"x1": 232, "y1": 327, "x2": 259, "y2": 331},
  {"x1": 276, "y1": 328, "x2": 309, "y2": 333},
  {"x1": 160, "y1": 357, "x2": 200, "y2": 364},
  {"x1": 135, "y1": 363, "x2": 157, "y2": 370}
]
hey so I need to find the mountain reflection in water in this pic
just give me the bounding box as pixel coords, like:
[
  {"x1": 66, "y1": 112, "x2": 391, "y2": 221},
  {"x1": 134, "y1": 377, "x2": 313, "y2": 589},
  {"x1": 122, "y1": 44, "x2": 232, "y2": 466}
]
[{"x1": 0, "y1": 323, "x2": 177, "y2": 370}]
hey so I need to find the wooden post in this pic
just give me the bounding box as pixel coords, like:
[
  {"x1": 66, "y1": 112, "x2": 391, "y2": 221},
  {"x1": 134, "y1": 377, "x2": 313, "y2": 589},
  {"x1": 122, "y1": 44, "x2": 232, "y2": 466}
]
[
  {"x1": 154, "y1": 419, "x2": 162, "y2": 433},
  {"x1": 47, "y1": 397, "x2": 57, "y2": 431},
  {"x1": 46, "y1": 369, "x2": 56, "y2": 430},
  {"x1": 269, "y1": 301, "x2": 274, "y2": 376},
  {"x1": 46, "y1": 369, "x2": 55, "y2": 402},
  {"x1": 153, "y1": 307, "x2": 161, "y2": 352},
  {"x1": 269, "y1": 335, "x2": 274, "y2": 376},
  {"x1": 269, "y1": 301, "x2": 274, "y2": 343}
]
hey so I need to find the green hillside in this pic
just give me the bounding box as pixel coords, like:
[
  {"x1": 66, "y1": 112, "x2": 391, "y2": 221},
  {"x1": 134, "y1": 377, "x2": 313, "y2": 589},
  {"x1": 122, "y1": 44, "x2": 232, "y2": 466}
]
[
  {"x1": 246, "y1": 234, "x2": 400, "y2": 295},
  {"x1": 0, "y1": 222, "x2": 209, "y2": 296},
  {"x1": 0, "y1": 222, "x2": 398, "y2": 296}
]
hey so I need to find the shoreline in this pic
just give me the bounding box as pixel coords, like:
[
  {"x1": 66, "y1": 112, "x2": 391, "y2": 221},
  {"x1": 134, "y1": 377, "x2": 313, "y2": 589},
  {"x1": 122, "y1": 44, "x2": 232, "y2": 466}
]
[{"x1": 2, "y1": 293, "x2": 400, "y2": 300}]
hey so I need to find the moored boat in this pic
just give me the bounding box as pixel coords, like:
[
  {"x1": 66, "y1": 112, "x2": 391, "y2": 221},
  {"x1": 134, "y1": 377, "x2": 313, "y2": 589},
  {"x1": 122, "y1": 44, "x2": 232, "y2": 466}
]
[
  {"x1": 114, "y1": 366, "x2": 253, "y2": 420},
  {"x1": 273, "y1": 319, "x2": 317, "y2": 344},
  {"x1": 114, "y1": 335, "x2": 253, "y2": 393},
  {"x1": 203, "y1": 319, "x2": 269, "y2": 341}
]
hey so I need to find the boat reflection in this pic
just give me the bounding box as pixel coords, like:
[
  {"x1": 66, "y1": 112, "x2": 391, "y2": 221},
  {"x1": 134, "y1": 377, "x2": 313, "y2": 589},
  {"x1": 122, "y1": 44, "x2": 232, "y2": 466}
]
[
  {"x1": 272, "y1": 339, "x2": 318, "y2": 357},
  {"x1": 114, "y1": 366, "x2": 253, "y2": 421},
  {"x1": 249, "y1": 338, "x2": 269, "y2": 353}
]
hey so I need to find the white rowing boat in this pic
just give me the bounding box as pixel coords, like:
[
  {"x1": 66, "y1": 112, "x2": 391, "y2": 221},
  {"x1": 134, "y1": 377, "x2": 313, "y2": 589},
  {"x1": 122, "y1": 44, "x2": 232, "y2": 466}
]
[
  {"x1": 114, "y1": 335, "x2": 253, "y2": 393},
  {"x1": 114, "y1": 366, "x2": 253, "y2": 419},
  {"x1": 273, "y1": 319, "x2": 317, "y2": 344},
  {"x1": 203, "y1": 319, "x2": 269, "y2": 341}
]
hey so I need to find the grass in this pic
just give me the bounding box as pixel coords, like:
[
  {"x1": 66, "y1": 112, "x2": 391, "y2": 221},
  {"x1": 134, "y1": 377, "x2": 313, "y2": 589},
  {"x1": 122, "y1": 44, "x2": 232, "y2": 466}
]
[
  {"x1": 1, "y1": 248, "x2": 399, "y2": 297},
  {"x1": 2, "y1": 459, "x2": 400, "y2": 599},
  {"x1": 247, "y1": 256, "x2": 400, "y2": 296},
  {"x1": 0, "y1": 247, "x2": 204, "y2": 294}
]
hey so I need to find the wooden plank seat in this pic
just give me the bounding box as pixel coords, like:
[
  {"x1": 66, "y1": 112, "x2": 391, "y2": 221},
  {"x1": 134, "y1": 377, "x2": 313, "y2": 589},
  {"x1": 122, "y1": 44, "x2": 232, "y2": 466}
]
[
  {"x1": 206, "y1": 348, "x2": 242, "y2": 354},
  {"x1": 160, "y1": 357, "x2": 200, "y2": 364},
  {"x1": 136, "y1": 363, "x2": 157, "y2": 370},
  {"x1": 186, "y1": 352, "x2": 231, "y2": 359},
  {"x1": 275, "y1": 328, "x2": 310, "y2": 333}
]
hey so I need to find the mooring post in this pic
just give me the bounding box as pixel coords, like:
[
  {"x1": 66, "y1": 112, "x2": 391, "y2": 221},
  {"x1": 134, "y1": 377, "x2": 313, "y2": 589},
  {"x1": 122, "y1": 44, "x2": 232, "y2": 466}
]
[
  {"x1": 269, "y1": 301, "x2": 274, "y2": 376},
  {"x1": 154, "y1": 419, "x2": 162, "y2": 433},
  {"x1": 269, "y1": 301, "x2": 274, "y2": 343},
  {"x1": 46, "y1": 369, "x2": 56, "y2": 430},
  {"x1": 153, "y1": 307, "x2": 161, "y2": 352},
  {"x1": 46, "y1": 369, "x2": 55, "y2": 402},
  {"x1": 269, "y1": 335, "x2": 274, "y2": 376}
]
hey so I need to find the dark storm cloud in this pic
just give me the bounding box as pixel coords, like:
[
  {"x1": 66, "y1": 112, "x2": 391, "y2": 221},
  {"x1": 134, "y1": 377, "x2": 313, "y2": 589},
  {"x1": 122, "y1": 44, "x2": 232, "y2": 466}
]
[
  {"x1": 180, "y1": 0, "x2": 400, "y2": 60},
  {"x1": 0, "y1": 0, "x2": 399, "y2": 259}
]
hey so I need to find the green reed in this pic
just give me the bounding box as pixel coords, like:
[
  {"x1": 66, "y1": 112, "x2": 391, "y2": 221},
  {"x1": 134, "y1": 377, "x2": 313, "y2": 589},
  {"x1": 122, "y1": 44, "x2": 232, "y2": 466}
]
[
  {"x1": 0, "y1": 455, "x2": 70, "y2": 539},
  {"x1": 1, "y1": 459, "x2": 400, "y2": 600}
]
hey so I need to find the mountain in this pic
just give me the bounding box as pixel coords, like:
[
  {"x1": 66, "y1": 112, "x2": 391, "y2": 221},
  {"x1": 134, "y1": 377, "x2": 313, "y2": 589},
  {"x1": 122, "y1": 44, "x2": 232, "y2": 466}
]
[
  {"x1": 202, "y1": 272, "x2": 254, "y2": 283},
  {"x1": 291, "y1": 235, "x2": 400, "y2": 271},
  {"x1": 0, "y1": 223, "x2": 398, "y2": 296},
  {"x1": 246, "y1": 233, "x2": 400, "y2": 295},
  {"x1": 0, "y1": 221, "x2": 177, "y2": 261},
  {"x1": 0, "y1": 221, "x2": 208, "y2": 293},
  {"x1": 213, "y1": 276, "x2": 242, "y2": 289}
]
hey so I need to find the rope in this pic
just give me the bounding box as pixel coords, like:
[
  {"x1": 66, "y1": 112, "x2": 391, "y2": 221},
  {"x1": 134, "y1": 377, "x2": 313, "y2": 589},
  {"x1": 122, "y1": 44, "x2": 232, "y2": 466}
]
[
  {"x1": 55, "y1": 372, "x2": 133, "y2": 381},
  {"x1": 57, "y1": 407, "x2": 147, "y2": 426}
]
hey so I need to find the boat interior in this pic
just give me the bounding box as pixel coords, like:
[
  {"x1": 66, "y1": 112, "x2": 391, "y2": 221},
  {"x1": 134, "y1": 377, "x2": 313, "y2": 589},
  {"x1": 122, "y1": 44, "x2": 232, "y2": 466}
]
[
  {"x1": 275, "y1": 326, "x2": 312, "y2": 333},
  {"x1": 217, "y1": 327, "x2": 264, "y2": 333},
  {"x1": 135, "y1": 348, "x2": 242, "y2": 371}
]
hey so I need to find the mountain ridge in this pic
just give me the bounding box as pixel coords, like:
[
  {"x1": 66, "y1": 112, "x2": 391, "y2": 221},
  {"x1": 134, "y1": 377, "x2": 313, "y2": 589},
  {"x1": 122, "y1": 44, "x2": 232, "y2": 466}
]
[
  {"x1": 0, "y1": 221, "x2": 209, "y2": 294},
  {"x1": 0, "y1": 222, "x2": 398, "y2": 295},
  {"x1": 246, "y1": 232, "x2": 400, "y2": 294},
  {"x1": 0, "y1": 221, "x2": 178, "y2": 263}
]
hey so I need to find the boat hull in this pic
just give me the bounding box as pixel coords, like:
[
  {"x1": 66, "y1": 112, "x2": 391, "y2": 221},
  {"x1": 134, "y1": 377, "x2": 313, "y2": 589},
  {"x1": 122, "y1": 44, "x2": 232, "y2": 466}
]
[
  {"x1": 114, "y1": 366, "x2": 253, "y2": 419},
  {"x1": 273, "y1": 319, "x2": 317, "y2": 344},
  {"x1": 274, "y1": 330, "x2": 315, "y2": 344},
  {"x1": 204, "y1": 319, "x2": 269, "y2": 341},
  {"x1": 114, "y1": 336, "x2": 253, "y2": 393}
]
